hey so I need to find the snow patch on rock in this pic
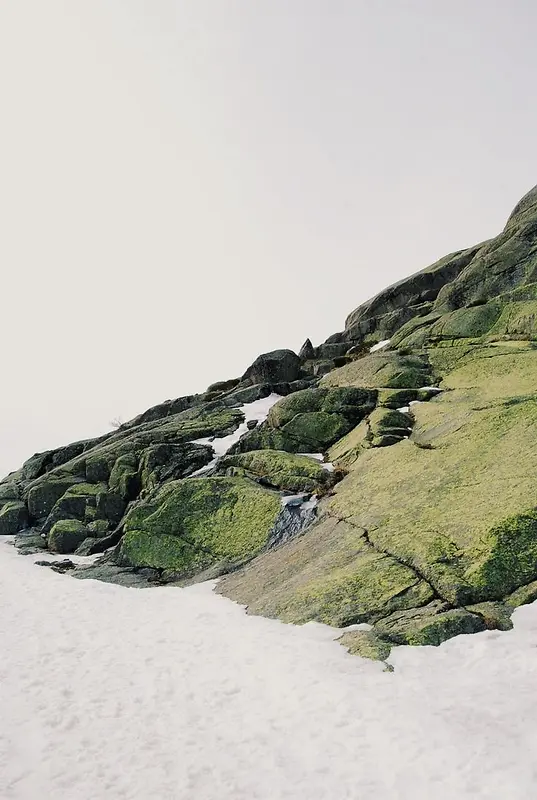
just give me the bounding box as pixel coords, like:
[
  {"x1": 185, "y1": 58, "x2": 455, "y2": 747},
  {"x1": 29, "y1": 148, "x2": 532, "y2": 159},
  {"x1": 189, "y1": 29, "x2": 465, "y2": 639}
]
[
  {"x1": 369, "y1": 339, "x2": 391, "y2": 353},
  {"x1": 191, "y1": 393, "x2": 282, "y2": 476}
]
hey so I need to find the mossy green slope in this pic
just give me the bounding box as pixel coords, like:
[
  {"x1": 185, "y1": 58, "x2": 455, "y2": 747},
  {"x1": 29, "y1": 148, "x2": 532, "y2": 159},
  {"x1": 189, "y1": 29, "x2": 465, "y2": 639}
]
[{"x1": 220, "y1": 342, "x2": 537, "y2": 654}]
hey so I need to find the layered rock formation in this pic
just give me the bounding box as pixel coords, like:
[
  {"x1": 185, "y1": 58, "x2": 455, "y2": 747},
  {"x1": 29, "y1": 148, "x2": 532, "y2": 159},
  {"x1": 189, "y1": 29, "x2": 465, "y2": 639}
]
[{"x1": 4, "y1": 185, "x2": 537, "y2": 662}]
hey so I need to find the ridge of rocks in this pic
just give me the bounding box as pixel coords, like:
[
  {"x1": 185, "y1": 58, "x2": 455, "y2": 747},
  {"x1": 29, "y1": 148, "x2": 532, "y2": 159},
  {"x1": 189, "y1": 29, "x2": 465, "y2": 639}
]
[{"x1": 5, "y1": 184, "x2": 537, "y2": 661}]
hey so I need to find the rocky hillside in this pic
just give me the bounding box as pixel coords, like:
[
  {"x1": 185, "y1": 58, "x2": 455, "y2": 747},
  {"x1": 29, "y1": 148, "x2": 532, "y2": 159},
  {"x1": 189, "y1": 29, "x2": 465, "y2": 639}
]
[{"x1": 4, "y1": 184, "x2": 537, "y2": 663}]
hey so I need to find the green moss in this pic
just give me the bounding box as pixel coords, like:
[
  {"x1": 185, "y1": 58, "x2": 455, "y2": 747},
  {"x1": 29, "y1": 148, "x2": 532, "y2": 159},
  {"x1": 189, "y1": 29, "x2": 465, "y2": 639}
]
[
  {"x1": 267, "y1": 389, "x2": 327, "y2": 428},
  {"x1": 465, "y1": 601, "x2": 513, "y2": 631},
  {"x1": 501, "y1": 282, "x2": 537, "y2": 303},
  {"x1": 109, "y1": 454, "x2": 140, "y2": 500},
  {"x1": 321, "y1": 352, "x2": 434, "y2": 390},
  {"x1": 328, "y1": 421, "x2": 370, "y2": 468},
  {"x1": 0, "y1": 482, "x2": 19, "y2": 502},
  {"x1": 229, "y1": 425, "x2": 301, "y2": 455},
  {"x1": 219, "y1": 450, "x2": 332, "y2": 493},
  {"x1": 120, "y1": 530, "x2": 212, "y2": 574},
  {"x1": 390, "y1": 313, "x2": 442, "y2": 349},
  {"x1": 281, "y1": 411, "x2": 351, "y2": 450},
  {"x1": 368, "y1": 408, "x2": 412, "y2": 435},
  {"x1": 86, "y1": 519, "x2": 110, "y2": 537},
  {"x1": 222, "y1": 345, "x2": 537, "y2": 635},
  {"x1": 377, "y1": 388, "x2": 421, "y2": 408},
  {"x1": 26, "y1": 477, "x2": 83, "y2": 518},
  {"x1": 0, "y1": 501, "x2": 28, "y2": 535},
  {"x1": 65, "y1": 482, "x2": 107, "y2": 496},
  {"x1": 375, "y1": 606, "x2": 486, "y2": 646},
  {"x1": 85, "y1": 455, "x2": 115, "y2": 483},
  {"x1": 337, "y1": 630, "x2": 392, "y2": 661},
  {"x1": 219, "y1": 517, "x2": 436, "y2": 628},
  {"x1": 488, "y1": 300, "x2": 537, "y2": 339},
  {"x1": 48, "y1": 519, "x2": 89, "y2": 554},
  {"x1": 465, "y1": 512, "x2": 537, "y2": 599},
  {"x1": 291, "y1": 553, "x2": 435, "y2": 626},
  {"x1": 322, "y1": 387, "x2": 377, "y2": 414},
  {"x1": 329, "y1": 355, "x2": 537, "y2": 604},
  {"x1": 119, "y1": 477, "x2": 281, "y2": 575},
  {"x1": 266, "y1": 388, "x2": 375, "y2": 444},
  {"x1": 506, "y1": 579, "x2": 537, "y2": 609},
  {"x1": 429, "y1": 302, "x2": 502, "y2": 340}
]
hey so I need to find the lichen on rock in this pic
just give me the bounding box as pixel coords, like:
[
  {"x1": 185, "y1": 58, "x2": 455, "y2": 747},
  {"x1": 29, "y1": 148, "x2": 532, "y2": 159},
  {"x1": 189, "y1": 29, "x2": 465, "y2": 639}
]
[{"x1": 117, "y1": 477, "x2": 281, "y2": 577}]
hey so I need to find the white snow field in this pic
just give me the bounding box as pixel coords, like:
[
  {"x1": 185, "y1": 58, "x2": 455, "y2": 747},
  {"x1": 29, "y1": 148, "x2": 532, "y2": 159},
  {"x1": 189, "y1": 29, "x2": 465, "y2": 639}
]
[{"x1": 1, "y1": 541, "x2": 537, "y2": 800}]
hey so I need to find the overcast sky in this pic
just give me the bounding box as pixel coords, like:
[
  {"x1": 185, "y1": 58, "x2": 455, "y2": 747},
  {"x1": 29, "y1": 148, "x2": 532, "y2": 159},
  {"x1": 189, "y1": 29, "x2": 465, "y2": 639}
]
[{"x1": 1, "y1": 0, "x2": 537, "y2": 477}]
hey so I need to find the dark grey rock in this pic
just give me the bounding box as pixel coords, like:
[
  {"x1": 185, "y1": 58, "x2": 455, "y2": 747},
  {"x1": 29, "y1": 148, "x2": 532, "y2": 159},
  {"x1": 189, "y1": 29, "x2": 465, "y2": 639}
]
[
  {"x1": 0, "y1": 501, "x2": 29, "y2": 535},
  {"x1": 241, "y1": 349, "x2": 302, "y2": 387},
  {"x1": 298, "y1": 338, "x2": 315, "y2": 360}
]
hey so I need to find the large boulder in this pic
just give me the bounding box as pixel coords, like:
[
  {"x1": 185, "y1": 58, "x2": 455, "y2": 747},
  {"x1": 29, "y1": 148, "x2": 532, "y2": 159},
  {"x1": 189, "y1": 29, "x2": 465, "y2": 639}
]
[
  {"x1": 231, "y1": 387, "x2": 376, "y2": 454},
  {"x1": 26, "y1": 477, "x2": 84, "y2": 519},
  {"x1": 117, "y1": 477, "x2": 281, "y2": 577},
  {"x1": 0, "y1": 501, "x2": 29, "y2": 535},
  {"x1": 138, "y1": 443, "x2": 213, "y2": 493},
  {"x1": 41, "y1": 483, "x2": 126, "y2": 534},
  {"x1": 48, "y1": 519, "x2": 89, "y2": 554},
  {"x1": 241, "y1": 349, "x2": 302, "y2": 386},
  {"x1": 219, "y1": 450, "x2": 337, "y2": 493}
]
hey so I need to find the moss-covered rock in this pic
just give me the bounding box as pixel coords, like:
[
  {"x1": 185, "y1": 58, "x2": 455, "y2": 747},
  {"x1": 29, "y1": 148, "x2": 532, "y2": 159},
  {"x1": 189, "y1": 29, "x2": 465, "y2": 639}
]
[
  {"x1": 368, "y1": 408, "x2": 412, "y2": 447},
  {"x1": 328, "y1": 421, "x2": 370, "y2": 469},
  {"x1": 42, "y1": 482, "x2": 126, "y2": 534},
  {"x1": 0, "y1": 501, "x2": 29, "y2": 535},
  {"x1": 108, "y1": 454, "x2": 140, "y2": 501},
  {"x1": 337, "y1": 630, "x2": 392, "y2": 662},
  {"x1": 232, "y1": 387, "x2": 376, "y2": 456},
  {"x1": 267, "y1": 387, "x2": 376, "y2": 429},
  {"x1": 321, "y1": 351, "x2": 435, "y2": 391},
  {"x1": 48, "y1": 519, "x2": 89, "y2": 554},
  {"x1": 429, "y1": 302, "x2": 502, "y2": 341},
  {"x1": 377, "y1": 388, "x2": 421, "y2": 408},
  {"x1": 138, "y1": 443, "x2": 211, "y2": 493},
  {"x1": 219, "y1": 450, "x2": 334, "y2": 493},
  {"x1": 506, "y1": 580, "x2": 537, "y2": 609},
  {"x1": 465, "y1": 601, "x2": 513, "y2": 631},
  {"x1": 218, "y1": 518, "x2": 435, "y2": 626},
  {"x1": 86, "y1": 519, "x2": 110, "y2": 537},
  {"x1": 374, "y1": 604, "x2": 487, "y2": 646},
  {"x1": 117, "y1": 477, "x2": 281, "y2": 577},
  {"x1": 266, "y1": 388, "x2": 326, "y2": 427},
  {"x1": 229, "y1": 424, "x2": 301, "y2": 455},
  {"x1": 488, "y1": 300, "x2": 537, "y2": 339},
  {"x1": 220, "y1": 342, "x2": 537, "y2": 653},
  {"x1": 0, "y1": 482, "x2": 20, "y2": 502},
  {"x1": 280, "y1": 411, "x2": 351, "y2": 451},
  {"x1": 26, "y1": 477, "x2": 84, "y2": 519},
  {"x1": 10, "y1": 183, "x2": 537, "y2": 659}
]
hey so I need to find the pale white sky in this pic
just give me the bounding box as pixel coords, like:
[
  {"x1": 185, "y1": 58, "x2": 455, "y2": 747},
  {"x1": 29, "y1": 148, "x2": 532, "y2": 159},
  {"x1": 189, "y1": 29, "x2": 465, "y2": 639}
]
[{"x1": 1, "y1": 0, "x2": 536, "y2": 477}]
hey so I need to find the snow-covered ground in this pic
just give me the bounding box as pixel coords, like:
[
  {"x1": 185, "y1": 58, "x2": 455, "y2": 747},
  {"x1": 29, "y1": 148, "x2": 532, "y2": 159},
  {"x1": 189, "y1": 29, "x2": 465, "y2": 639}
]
[{"x1": 1, "y1": 540, "x2": 537, "y2": 800}]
